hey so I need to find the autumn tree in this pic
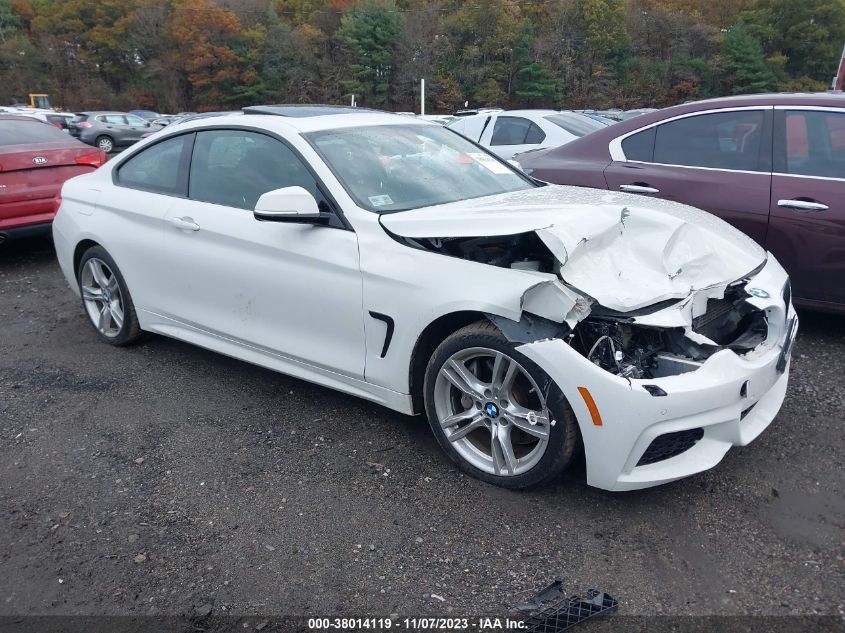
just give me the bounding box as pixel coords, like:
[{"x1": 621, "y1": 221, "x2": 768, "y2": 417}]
[
  {"x1": 439, "y1": 0, "x2": 523, "y2": 107},
  {"x1": 390, "y1": 0, "x2": 449, "y2": 112},
  {"x1": 169, "y1": 0, "x2": 253, "y2": 109}
]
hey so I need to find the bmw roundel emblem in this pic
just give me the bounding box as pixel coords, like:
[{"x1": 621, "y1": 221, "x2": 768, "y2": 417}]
[
  {"x1": 484, "y1": 402, "x2": 499, "y2": 418},
  {"x1": 747, "y1": 287, "x2": 770, "y2": 299}
]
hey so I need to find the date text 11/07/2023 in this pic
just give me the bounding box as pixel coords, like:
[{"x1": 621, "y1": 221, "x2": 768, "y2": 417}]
[{"x1": 307, "y1": 617, "x2": 527, "y2": 631}]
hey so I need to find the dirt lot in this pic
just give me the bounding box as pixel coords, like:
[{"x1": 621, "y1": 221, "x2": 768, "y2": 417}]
[{"x1": 1, "y1": 236, "x2": 843, "y2": 627}]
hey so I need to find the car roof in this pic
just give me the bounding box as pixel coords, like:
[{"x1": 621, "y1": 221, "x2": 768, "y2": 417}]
[
  {"x1": 0, "y1": 114, "x2": 51, "y2": 122},
  {"x1": 680, "y1": 92, "x2": 845, "y2": 108},
  {"x1": 166, "y1": 105, "x2": 430, "y2": 135},
  {"x1": 543, "y1": 92, "x2": 845, "y2": 162},
  {"x1": 242, "y1": 104, "x2": 382, "y2": 118}
]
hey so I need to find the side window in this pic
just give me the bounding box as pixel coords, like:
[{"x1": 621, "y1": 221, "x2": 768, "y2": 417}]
[
  {"x1": 621, "y1": 127, "x2": 655, "y2": 161},
  {"x1": 126, "y1": 115, "x2": 147, "y2": 126},
  {"x1": 653, "y1": 110, "x2": 765, "y2": 171},
  {"x1": 491, "y1": 117, "x2": 534, "y2": 146},
  {"x1": 524, "y1": 122, "x2": 546, "y2": 144},
  {"x1": 455, "y1": 116, "x2": 489, "y2": 142},
  {"x1": 104, "y1": 115, "x2": 126, "y2": 125},
  {"x1": 188, "y1": 130, "x2": 319, "y2": 210},
  {"x1": 117, "y1": 134, "x2": 190, "y2": 194},
  {"x1": 782, "y1": 110, "x2": 845, "y2": 179}
]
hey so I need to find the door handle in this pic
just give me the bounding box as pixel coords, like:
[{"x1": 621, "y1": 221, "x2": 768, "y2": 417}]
[
  {"x1": 620, "y1": 184, "x2": 660, "y2": 194},
  {"x1": 777, "y1": 199, "x2": 828, "y2": 212},
  {"x1": 169, "y1": 216, "x2": 200, "y2": 231}
]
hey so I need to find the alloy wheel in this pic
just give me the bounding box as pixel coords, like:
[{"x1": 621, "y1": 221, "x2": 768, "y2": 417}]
[
  {"x1": 433, "y1": 346, "x2": 551, "y2": 476},
  {"x1": 80, "y1": 258, "x2": 124, "y2": 338}
]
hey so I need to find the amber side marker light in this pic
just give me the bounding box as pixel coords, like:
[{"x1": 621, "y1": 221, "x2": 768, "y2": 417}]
[{"x1": 577, "y1": 387, "x2": 603, "y2": 426}]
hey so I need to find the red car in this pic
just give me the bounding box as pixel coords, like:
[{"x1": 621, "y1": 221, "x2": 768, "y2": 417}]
[
  {"x1": 517, "y1": 93, "x2": 845, "y2": 313},
  {"x1": 0, "y1": 115, "x2": 106, "y2": 243}
]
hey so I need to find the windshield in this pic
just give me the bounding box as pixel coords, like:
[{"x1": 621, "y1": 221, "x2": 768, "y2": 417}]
[
  {"x1": 544, "y1": 113, "x2": 605, "y2": 137},
  {"x1": 306, "y1": 124, "x2": 535, "y2": 213}
]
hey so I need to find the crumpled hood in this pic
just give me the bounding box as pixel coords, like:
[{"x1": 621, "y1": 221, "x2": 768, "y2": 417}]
[{"x1": 380, "y1": 185, "x2": 766, "y2": 312}]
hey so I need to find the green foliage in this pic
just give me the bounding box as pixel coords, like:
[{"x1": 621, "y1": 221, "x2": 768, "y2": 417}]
[
  {"x1": 512, "y1": 21, "x2": 562, "y2": 104},
  {"x1": 1, "y1": 0, "x2": 841, "y2": 112},
  {"x1": 742, "y1": 0, "x2": 845, "y2": 84},
  {"x1": 722, "y1": 20, "x2": 775, "y2": 94},
  {"x1": 0, "y1": 0, "x2": 20, "y2": 43},
  {"x1": 336, "y1": 0, "x2": 401, "y2": 105}
]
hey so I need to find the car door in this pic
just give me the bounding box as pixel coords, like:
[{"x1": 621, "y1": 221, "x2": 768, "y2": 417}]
[
  {"x1": 482, "y1": 115, "x2": 546, "y2": 160},
  {"x1": 159, "y1": 128, "x2": 365, "y2": 379},
  {"x1": 105, "y1": 132, "x2": 194, "y2": 312},
  {"x1": 767, "y1": 107, "x2": 845, "y2": 307},
  {"x1": 124, "y1": 115, "x2": 151, "y2": 142},
  {"x1": 101, "y1": 115, "x2": 131, "y2": 145},
  {"x1": 603, "y1": 108, "x2": 773, "y2": 246}
]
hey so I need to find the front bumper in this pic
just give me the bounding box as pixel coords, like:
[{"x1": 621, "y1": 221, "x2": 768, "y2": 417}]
[{"x1": 518, "y1": 256, "x2": 796, "y2": 491}]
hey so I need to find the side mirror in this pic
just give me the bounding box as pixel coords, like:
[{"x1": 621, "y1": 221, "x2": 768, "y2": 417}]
[
  {"x1": 144, "y1": 122, "x2": 151, "y2": 127},
  {"x1": 254, "y1": 186, "x2": 330, "y2": 224}
]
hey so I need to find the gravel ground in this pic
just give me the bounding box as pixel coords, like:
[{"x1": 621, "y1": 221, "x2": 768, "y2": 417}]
[{"x1": 0, "y1": 236, "x2": 843, "y2": 625}]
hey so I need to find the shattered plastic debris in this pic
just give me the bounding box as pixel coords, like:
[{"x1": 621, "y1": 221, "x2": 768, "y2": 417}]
[
  {"x1": 515, "y1": 578, "x2": 619, "y2": 632},
  {"x1": 521, "y1": 279, "x2": 592, "y2": 329}
]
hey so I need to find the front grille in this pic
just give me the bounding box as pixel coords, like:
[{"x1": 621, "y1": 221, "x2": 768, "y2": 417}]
[
  {"x1": 692, "y1": 283, "x2": 767, "y2": 351},
  {"x1": 692, "y1": 298, "x2": 735, "y2": 332},
  {"x1": 637, "y1": 428, "x2": 704, "y2": 466}
]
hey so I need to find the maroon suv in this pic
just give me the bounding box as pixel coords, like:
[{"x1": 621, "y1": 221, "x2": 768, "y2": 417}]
[{"x1": 517, "y1": 93, "x2": 845, "y2": 313}]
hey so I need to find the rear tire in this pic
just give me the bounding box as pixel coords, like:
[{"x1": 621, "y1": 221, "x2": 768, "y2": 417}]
[
  {"x1": 423, "y1": 320, "x2": 578, "y2": 489},
  {"x1": 77, "y1": 246, "x2": 142, "y2": 346},
  {"x1": 95, "y1": 136, "x2": 114, "y2": 153}
]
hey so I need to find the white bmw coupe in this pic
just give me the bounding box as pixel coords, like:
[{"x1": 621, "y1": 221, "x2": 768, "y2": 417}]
[{"x1": 53, "y1": 106, "x2": 797, "y2": 491}]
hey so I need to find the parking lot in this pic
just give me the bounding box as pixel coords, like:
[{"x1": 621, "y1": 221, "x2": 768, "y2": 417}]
[{"x1": 1, "y1": 236, "x2": 843, "y2": 623}]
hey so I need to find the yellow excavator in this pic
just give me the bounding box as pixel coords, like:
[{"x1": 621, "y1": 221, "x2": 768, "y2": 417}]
[
  {"x1": 9, "y1": 93, "x2": 57, "y2": 110},
  {"x1": 26, "y1": 93, "x2": 53, "y2": 109}
]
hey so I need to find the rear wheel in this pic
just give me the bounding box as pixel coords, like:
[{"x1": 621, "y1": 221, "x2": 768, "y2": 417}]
[
  {"x1": 95, "y1": 135, "x2": 114, "y2": 153},
  {"x1": 77, "y1": 246, "x2": 142, "y2": 346},
  {"x1": 423, "y1": 320, "x2": 578, "y2": 489}
]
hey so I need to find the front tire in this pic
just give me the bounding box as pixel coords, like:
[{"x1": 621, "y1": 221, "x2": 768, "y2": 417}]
[
  {"x1": 77, "y1": 246, "x2": 142, "y2": 346},
  {"x1": 423, "y1": 320, "x2": 578, "y2": 489}
]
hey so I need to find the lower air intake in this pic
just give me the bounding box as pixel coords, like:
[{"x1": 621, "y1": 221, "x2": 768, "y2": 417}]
[{"x1": 637, "y1": 428, "x2": 704, "y2": 466}]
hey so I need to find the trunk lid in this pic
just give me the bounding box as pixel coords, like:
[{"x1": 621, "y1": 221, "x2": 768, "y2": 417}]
[{"x1": 0, "y1": 143, "x2": 104, "y2": 211}]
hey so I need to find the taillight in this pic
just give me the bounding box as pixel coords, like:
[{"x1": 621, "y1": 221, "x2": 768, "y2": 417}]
[
  {"x1": 76, "y1": 121, "x2": 92, "y2": 128},
  {"x1": 52, "y1": 193, "x2": 62, "y2": 214},
  {"x1": 75, "y1": 150, "x2": 107, "y2": 168}
]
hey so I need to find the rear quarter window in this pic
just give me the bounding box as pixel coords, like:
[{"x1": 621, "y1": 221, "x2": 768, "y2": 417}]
[
  {"x1": 544, "y1": 113, "x2": 604, "y2": 137},
  {"x1": 116, "y1": 134, "x2": 191, "y2": 194},
  {"x1": 621, "y1": 127, "x2": 656, "y2": 162}
]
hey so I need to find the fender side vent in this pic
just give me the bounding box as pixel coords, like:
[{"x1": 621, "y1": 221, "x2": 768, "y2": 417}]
[{"x1": 368, "y1": 311, "x2": 395, "y2": 358}]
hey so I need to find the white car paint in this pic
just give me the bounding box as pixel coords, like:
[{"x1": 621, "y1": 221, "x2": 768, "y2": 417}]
[
  {"x1": 52, "y1": 109, "x2": 796, "y2": 491},
  {"x1": 447, "y1": 109, "x2": 606, "y2": 160}
]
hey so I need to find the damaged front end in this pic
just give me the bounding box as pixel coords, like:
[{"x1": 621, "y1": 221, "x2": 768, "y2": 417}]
[
  {"x1": 571, "y1": 278, "x2": 770, "y2": 380},
  {"x1": 382, "y1": 193, "x2": 777, "y2": 380},
  {"x1": 390, "y1": 228, "x2": 773, "y2": 380}
]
